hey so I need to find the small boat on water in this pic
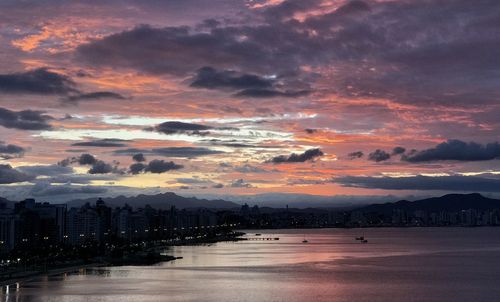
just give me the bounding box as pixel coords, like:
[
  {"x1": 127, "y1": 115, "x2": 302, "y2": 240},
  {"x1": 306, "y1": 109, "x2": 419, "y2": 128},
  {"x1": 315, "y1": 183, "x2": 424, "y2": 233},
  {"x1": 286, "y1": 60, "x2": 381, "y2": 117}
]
[
  {"x1": 302, "y1": 234, "x2": 308, "y2": 243},
  {"x1": 255, "y1": 233, "x2": 262, "y2": 236},
  {"x1": 356, "y1": 236, "x2": 368, "y2": 243}
]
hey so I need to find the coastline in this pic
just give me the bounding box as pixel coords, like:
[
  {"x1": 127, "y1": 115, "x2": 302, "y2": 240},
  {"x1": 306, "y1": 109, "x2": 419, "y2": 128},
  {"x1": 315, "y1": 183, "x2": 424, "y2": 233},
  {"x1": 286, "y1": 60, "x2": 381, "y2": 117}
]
[
  {"x1": 1, "y1": 232, "x2": 245, "y2": 287},
  {"x1": 0, "y1": 263, "x2": 103, "y2": 287}
]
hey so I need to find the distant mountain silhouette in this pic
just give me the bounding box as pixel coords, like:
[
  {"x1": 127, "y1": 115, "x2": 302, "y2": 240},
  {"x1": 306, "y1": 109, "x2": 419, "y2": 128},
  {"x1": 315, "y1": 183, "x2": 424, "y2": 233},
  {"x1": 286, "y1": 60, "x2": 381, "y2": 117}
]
[
  {"x1": 3, "y1": 192, "x2": 499, "y2": 211},
  {"x1": 358, "y1": 193, "x2": 500, "y2": 213},
  {"x1": 200, "y1": 193, "x2": 401, "y2": 208},
  {"x1": 67, "y1": 192, "x2": 238, "y2": 209}
]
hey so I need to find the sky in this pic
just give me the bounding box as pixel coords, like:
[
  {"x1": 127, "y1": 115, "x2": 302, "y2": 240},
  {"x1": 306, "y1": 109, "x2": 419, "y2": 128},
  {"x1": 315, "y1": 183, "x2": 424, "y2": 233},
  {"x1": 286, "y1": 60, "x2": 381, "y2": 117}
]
[{"x1": 0, "y1": 0, "x2": 499, "y2": 203}]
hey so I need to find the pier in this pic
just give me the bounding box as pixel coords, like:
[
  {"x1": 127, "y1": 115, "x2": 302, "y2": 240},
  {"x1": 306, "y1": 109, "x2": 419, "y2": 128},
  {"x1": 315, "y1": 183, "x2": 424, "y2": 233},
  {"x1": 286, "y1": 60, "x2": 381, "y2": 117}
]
[{"x1": 245, "y1": 237, "x2": 280, "y2": 241}]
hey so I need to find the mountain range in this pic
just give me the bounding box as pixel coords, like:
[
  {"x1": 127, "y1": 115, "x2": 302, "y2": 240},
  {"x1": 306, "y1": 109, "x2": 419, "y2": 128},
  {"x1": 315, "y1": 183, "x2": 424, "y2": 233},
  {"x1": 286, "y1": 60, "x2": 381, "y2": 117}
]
[
  {"x1": 1, "y1": 192, "x2": 499, "y2": 212},
  {"x1": 67, "y1": 192, "x2": 239, "y2": 209},
  {"x1": 357, "y1": 193, "x2": 500, "y2": 213}
]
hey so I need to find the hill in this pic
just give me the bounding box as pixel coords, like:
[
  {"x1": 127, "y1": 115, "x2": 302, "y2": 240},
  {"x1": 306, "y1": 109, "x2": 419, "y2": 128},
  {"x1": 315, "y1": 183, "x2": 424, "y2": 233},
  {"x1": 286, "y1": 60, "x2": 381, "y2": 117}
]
[{"x1": 358, "y1": 193, "x2": 500, "y2": 214}]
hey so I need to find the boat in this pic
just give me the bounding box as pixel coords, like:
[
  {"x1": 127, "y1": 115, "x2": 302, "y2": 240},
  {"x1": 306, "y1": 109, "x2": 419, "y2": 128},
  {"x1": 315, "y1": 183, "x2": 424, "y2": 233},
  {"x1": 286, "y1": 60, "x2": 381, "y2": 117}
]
[
  {"x1": 302, "y1": 234, "x2": 308, "y2": 243},
  {"x1": 361, "y1": 239, "x2": 368, "y2": 243},
  {"x1": 255, "y1": 233, "x2": 262, "y2": 236},
  {"x1": 355, "y1": 236, "x2": 364, "y2": 240}
]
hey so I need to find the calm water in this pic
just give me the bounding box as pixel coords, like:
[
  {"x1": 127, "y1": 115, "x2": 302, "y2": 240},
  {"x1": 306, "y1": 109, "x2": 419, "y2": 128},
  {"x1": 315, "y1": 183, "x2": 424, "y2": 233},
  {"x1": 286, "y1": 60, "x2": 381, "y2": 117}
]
[{"x1": 2, "y1": 228, "x2": 500, "y2": 302}]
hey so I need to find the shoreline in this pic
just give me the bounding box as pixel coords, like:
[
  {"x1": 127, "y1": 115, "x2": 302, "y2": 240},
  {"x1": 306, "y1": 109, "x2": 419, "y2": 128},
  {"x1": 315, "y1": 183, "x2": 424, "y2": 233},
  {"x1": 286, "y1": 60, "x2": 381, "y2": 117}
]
[
  {"x1": 0, "y1": 263, "x2": 103, "y2": 287},
  {"x1": 0, "y1": 232, "x2": 245, "y2": 287}
]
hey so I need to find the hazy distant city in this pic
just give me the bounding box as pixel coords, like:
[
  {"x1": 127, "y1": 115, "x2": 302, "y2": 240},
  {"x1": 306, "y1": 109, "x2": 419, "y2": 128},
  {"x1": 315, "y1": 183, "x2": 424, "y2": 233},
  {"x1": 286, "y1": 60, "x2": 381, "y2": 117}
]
[{"x1": 2, "y1": 193, "x2": 499, "y2": 256}]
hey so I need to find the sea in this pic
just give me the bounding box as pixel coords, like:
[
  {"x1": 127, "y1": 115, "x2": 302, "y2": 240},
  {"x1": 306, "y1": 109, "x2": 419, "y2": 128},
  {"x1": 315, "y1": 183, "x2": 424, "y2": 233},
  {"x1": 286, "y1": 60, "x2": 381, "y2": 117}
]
[{"x1": 2, "y1": 227, "x2": 500, "y2": 302}]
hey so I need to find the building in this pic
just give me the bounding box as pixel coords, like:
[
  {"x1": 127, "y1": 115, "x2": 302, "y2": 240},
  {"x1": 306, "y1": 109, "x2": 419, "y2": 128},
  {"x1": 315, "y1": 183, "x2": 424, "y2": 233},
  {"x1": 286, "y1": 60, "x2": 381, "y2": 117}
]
[
  {"x1": 13, "y1": 199, "x2": 66, "y2": 245},
  {"x1": 0, "y1": 201, "x2": 16, "y2": 252}
]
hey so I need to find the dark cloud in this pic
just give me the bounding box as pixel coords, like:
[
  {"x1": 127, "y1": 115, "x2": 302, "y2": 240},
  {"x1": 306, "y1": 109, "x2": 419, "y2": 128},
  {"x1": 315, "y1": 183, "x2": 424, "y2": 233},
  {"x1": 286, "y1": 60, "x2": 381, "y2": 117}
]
[
  {"x1": 76, "y1": 24, "x2": 311, "y2": 97},
  {"x1": 403, "y1": 140, "x2": 500, "y2": 162},
  {"x1": 0, "y1": 143, "x2": 24, "y2": 154},
  {"x1": 314, "y1": 0, "x2": 500, "y2": 106},
  {"x1": 368, "y1": 149, "x2": 391, "y2": 162},
  {"x1": 64, "y1": 91, "x2": 126, "y2": 103},
  {"x1": 30, "y1": 183, "x2": 108, "y2": 197},
  {"x1": 77, "y1": 153, "x2": 97, "y2": 165},
  {"x1": 305, "y1": 128, "x2": 317, "y2": 134},
  {"x1": 0, "y1": 164, "x2": 35, "y2": 184},
  {"x1": 132, "y1": 153, "x2": 146, "y2": 162},
  {"x1": 88, "y1": 160, "x2": 115, "y2": 174},
  {"x1": 0, "y1": 68, "x2": 125, "y2": 106},
  {"x1": 348, "y1": 151, "x2": 364, "y2": 159},
  {"x1": 76, "y1": 24, "x2": 276, "y2": 76},
  {"x1": 190, "y1": 66, "x2": 273, "y2": 90},
  {"x1": 0, "y1": 68, "x2": 76, "y2": 95},
  {"x1": 235, "y1": 88, "x2": 310, "y2": 98},
  {"x1": 18, "y1": 164, "x2": 73, "y2": 176},
  {"x1": 114, "y1": 147, "x2": 224, "y2": 157},
  {"x1": 59, "y1": 153, "x2": 121, "y2": 174},
  {"x1": 0, "y1": 107, "x2": 53, "y2": 130},
  {"x1": 129, "y1": 162, "x2": 146, "y2": 174},
  {"x1": 269, "y1": 148, "x2": 323, "y2": 164},
  {"x1": 71, "y1": 139, "x2": 129, "y2": 147},
  {"x1": 75, "y1": 1, "x2": 500, "y2": 106},
  {"x1": 333, "y1": 175, "x2": 500, "y2": 192},
  {"x1": 144, "y1": 159, "x2": 183, "y2": 173},
  {"x1": 212, "y1": 183, "x2": 224, "y2": 189},
  {"x1": 392, "y1": 147, "x2": 406, "y2": 155},
  {"x1": 56, "y1": 156, "x2": 70, "y2": 167},
  {"x1": 129, "y1": 159, "x2": 182, "y2": 174},
  {"x1": 148, "y1": 121, "x2": 212, "y2": 135},
  {"x1": 0, "y1": 141, "x2": 25, "y2": 159}
]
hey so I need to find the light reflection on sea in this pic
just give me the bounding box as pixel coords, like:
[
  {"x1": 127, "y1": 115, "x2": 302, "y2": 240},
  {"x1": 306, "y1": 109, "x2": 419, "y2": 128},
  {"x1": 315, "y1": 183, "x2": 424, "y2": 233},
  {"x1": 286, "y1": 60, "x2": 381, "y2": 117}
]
[{"x1": 2, "y1": 227, "x2": 500, "y2": 302}]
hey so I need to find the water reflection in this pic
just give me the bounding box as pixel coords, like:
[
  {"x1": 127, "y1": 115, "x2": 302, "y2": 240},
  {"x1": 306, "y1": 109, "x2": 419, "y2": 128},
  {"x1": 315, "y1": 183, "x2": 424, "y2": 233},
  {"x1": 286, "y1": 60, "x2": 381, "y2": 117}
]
[{"x1": 2, "y1": 228, "x2": 500, "y2": 302}]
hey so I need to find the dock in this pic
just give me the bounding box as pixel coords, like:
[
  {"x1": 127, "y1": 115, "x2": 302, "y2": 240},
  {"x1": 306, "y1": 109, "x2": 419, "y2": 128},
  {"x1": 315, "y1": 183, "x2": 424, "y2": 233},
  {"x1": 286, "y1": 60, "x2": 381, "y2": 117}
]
[{"x1": 245, "y1": 237, "x2": 280, "y2": 241}]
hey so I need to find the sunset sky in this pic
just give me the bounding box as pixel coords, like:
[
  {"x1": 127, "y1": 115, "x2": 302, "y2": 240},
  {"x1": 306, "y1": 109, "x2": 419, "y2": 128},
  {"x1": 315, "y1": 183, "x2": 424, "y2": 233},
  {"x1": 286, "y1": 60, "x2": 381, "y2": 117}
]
[{"x1": 0, "y1": 0, "x2": 499, "y2": 203}]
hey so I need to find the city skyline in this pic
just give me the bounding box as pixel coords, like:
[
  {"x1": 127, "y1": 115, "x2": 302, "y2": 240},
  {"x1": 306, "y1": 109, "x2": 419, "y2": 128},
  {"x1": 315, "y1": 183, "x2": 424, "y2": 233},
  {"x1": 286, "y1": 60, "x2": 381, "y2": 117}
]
[{"x1": 0, "y1": 0, "x2": 499, "y2": 203}]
